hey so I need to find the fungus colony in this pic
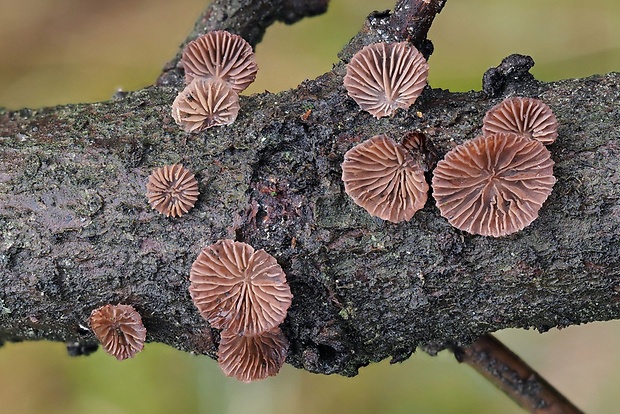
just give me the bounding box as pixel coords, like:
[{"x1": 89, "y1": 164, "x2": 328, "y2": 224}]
[
  {"x1": 189, "y1": 239, "x2": 293, "y2": 382},
  {"x1": 340, "y1": 63, "x2": 558, "y2": 237},
  {"x1": 172, "y1": 30, "x2": 258, "y2": 132},
  {"x1": 96, "y1": 39, "x2": 560, "y2": 380}
]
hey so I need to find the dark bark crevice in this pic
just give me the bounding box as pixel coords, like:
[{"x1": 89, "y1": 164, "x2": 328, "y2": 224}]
[{"x1": 0, "y1": 0, "x2": 619, "y2": 377}]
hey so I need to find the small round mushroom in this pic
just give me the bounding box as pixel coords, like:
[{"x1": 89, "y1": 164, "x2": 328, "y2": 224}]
[
  {"x1": 189, "y1": 240, "x2": 293, "y2": 336},
  {"x1": 482, "y1": 97, "x2": 558, "y2": 145},
  {"x1": 432, "y1": 133, "x2": 556, "y2": 237},
  {"x1": 146, "y1": 164, "x2": 199, "y2": 218},
  {"x1": 344, "y1": 41, "x2": 428, "y2": 118},
  {"x1": 172, "y1": 77, "x2": 240, "y2": 133},
  {"x1": 217, "y1": 327, "x2": 289, "y2": 382},
  {"x1": 88, "y1": 304, "x2": 147, "y2": 361},
  {"x1": 181, "y1": 30, "x2": 258, "y2": 93},
  {"x1": 341, "y1": 135, "x2": 429, "y2": 223}
]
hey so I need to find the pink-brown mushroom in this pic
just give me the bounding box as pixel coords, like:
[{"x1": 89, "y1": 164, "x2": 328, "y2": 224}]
[
  {"x1": 181, "y1": 30, "x2": 258, "y2": 93},
  {"x1": 88, "y1": 304, "x2": 147, "y2": 361},
  {"x1": 344, "y1": 42, "x2": 428, "y2": 118},
  {"x1": 172, "y1": 77, "x2": 240, "y2": 133},
  {"x1": 482, "y1": 97, "x2": 558, "y2": 145},
  {"x1": 341, "y1": 135, "x2": 429, "y2": 223},
  {"x1": 189, "y1": 240, "x2": 293, "y2": 336},
  {"x1": 217, "y1": 328, "x2": 289, "y2": 382},
  {"x1": 146, "y1": 164, "x2": 199, "y2": 217},
  {"x1": 432, "y1": 133, "x2": 556, "y2": 237}
]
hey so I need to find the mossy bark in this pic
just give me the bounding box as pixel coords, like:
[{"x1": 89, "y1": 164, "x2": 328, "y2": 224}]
[{"x1": 0, "y1": 0, "x2": 618, "y2": 376}]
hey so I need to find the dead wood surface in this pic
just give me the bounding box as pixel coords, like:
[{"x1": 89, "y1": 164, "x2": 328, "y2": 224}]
[{"x1": 0, "y1": 0, "x2": 618, "y2": 376}]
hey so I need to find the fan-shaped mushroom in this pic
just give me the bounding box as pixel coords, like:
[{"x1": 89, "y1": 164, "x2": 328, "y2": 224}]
[
  {"x1": 432, "y1": 133, "x2": 556, "y2": 237},
  {"x1": 344, "y1": 42, "x2": 428, "y2": 118},
  {"x1": 146, "y1": 164, "x2": 199, "y2": 217},
  {"x1": 181, "y1": 30, "x2": 258, "y2": 93},
  {"x1": 172, "y1": 77, "x2": 240, "y2": 133},
  {"x1": 189, "y1": 240, "x2": 293, "y2": 336},
  {"x1": 88, "y1": 304, "x2": 147, "y2": 361},
  {"x1": 341, "y1": 135, "x2": 429, "y2": 223},
  {"x1": 482, "y1": 97, "x2": 558, "y2": 145},
  {"x1": 217, "y1": 328, "x2": 289, "y2": 382}
]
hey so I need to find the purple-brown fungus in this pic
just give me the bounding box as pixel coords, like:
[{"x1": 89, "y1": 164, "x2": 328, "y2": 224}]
[
  {"x1": 482, "y1": 97, "x2": 558, "y2": 145},
  {"x1": 181, "y1": 30, "x2": 258, "y2": 93},
  {"x1": 432, "y1": 133, "x2": 556, "y2": 237},
  {"x1": 344, "y1": 42, "x2": 428, "y2": 118},
  {"x1": 171, "y1": 77, "x2": 240, "y2": 133},
  {"x1": 146, "y1": 164, "x2": 199, "y2": 217},
  {"x1": 189, "y1": 240, "x2": 293, "y2": 336},
  {"x1": 88, "y1": 304, "x2": 147, "y2": 361},
  {"x1": 342, "y1": 135, "x2": 429, "y2": 223}
]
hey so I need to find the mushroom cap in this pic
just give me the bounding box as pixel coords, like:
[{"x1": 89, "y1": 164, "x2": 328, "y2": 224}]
[
  {"x1": 146, "y1": 164, "x2": 199, "y2": 218},
  {"x1": 181, "y1": 30, "x2": 258, "y2": 93},
  {"x1": 172, "y1": 77, "x2": 240, "y2": 133},
  {"x1": 341, "y1": 135, "x2": 429, "y2": 223},
  {"x1": 344, "y1": 41, "x2": 428, "y2": 118},
  {"x1": 88, "y1": 304, "x2": 147, "y2": 361},
  {"x1": 482, "y1": 97, "x2": 558, "y2": 145},
  {"x1": 432, "y1": 133, "x2": 556, "y2": 237},
  {"x1": 189, "y1": 240, "x2": 293, "y2": 336},
  {"x1": 217, "y1": 327, "x2": 289, "y2": 383}
]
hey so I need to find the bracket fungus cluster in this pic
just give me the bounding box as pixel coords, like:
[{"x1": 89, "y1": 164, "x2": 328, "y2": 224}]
[
  {"x1": 172, "y1": 30, "x2": 258, "y2": 132},
  {"x1": 432, "y1": 97, "x2": 558, "y2": 237},
  {"x1": 88, "y1": 304, "x2": 147, "y2": 361},
  {"x1": 341, "y1": 134, "x2": 429, "y2": 223},
  {"x1": 146, "y1": 164, "x2": 199, "y2": 218},
  {"x1": 189, "y1": 240, "x2": 293, "y2": 382},
  {"x1": 344, "y1": 41, "x2": 428, "y2": 118}
]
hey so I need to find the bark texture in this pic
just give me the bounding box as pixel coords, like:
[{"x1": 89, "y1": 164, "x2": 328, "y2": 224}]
[{"x1": 0, "y1": 0, "x2": 619, "y2": 377}]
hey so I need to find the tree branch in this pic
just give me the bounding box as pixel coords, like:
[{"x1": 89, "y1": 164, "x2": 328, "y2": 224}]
[
  {"x1": 453, "y1": 334, "x2": 584, "y2": 414},
  {"x1": 0, "y1": 0, "x2": 619, "y2": 378},
  {"x1": 158, "y1": 0, "x2": 329, "y2": 88}
]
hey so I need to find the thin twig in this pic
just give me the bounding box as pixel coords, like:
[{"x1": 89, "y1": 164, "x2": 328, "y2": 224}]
[{"x1": 452, "y1": 334, "x2": 584, "y2": 414}]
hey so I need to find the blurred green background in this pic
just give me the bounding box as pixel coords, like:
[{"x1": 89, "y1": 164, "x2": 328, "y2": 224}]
[{"x1": 1, "y1": 1, "x2": 619, "y2": 413}]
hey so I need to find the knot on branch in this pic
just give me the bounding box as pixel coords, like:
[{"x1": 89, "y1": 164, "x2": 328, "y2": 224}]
[{"x1": 482, "y1": 54, "x2": 536, "y2": 97}]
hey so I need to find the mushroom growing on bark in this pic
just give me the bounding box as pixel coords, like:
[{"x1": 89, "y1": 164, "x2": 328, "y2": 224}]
[
  {"x1": 341, "y1": 134, "x2": 429, "y2": 223},
  {"x1": 172, "y1": 30, "x2": 258, "y2": 133},
  {"x1": 146, "y1": 163, "x2": 200, "y2": 217},
  {"x1": 217, "y1": 328, "x2": 289, "y2": 383},
  {"x1": 189, "y1": 240, "x2": 293, "y2": 336},
  {"x1": 482, "y1": 97, "x2": 558, "y2": 145},
  {"x1": 171, "y1": 77, "x2": 240, "y2": 132},
  {"x1": 88, "y1": 304, "x2": 147, "y2": 361},
  {"x1": 432, "y1": 133, "x2": 556, "y2": 237},
  {"x1": 181, "y1": 30, "x2": 258, "y2": 93},
  {"x1": 344, "y1": 41, "x2": 428, "y2": 118}
]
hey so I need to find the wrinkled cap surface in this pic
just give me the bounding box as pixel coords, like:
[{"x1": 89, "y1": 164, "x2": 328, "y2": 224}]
[
  {"x1": 344, "y1": 41, "x2": 428, "y2": 118},
  {"x1": 432, "y1": 133, "x2": 556, "y2": 237},
  {"x1": 342, "y1": 135, "x2": 429, "y2": 223},
  {"x1": 482, "y1": 97, "x2": 558, "y2": 145},
  {"x1": 217, "y1": 328, "x2": 289, "y2": 383},
  {"x1": 88, "y1": 304, "x2": 147, "y2": 361},
  {"x1": 181, "y1": 30, "x2": 258, "y2": 93},
  {"x1": 146, "y1": 164, "x2": 199, "y2": 217},
  {"x1": 172, "y1": 77, "x2": 240, "y2": 133},
  {"x1": 189, "y1": 240, "x2": 293, "y2": 336}
]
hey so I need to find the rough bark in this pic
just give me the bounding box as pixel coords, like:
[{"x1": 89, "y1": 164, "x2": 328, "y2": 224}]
[{"x1": 0, "y1": 0, "x2": 619, "y2": 377}]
